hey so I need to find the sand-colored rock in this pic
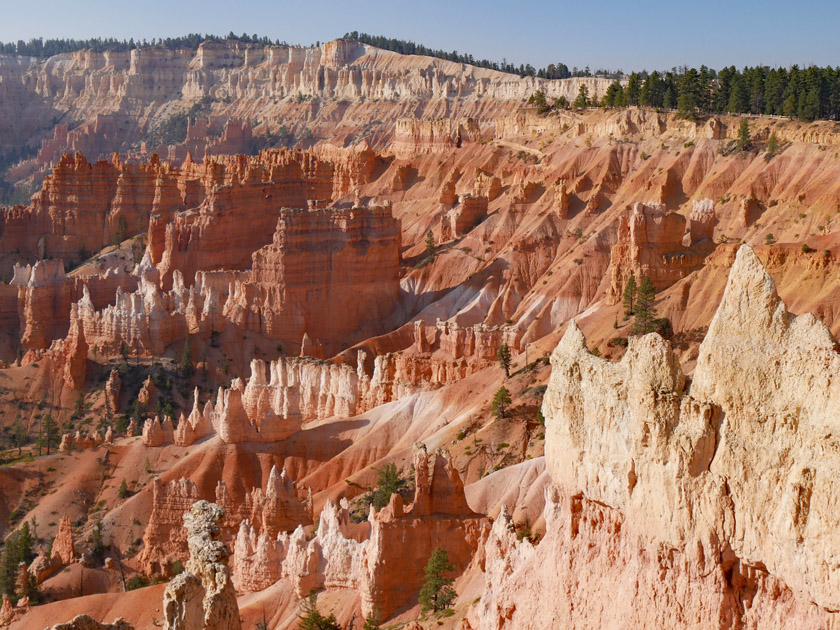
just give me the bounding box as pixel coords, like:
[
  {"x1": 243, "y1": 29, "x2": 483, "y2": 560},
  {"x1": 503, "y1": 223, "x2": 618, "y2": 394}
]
[
  {"x1": 475, "y1": 245, "x2": 840, "y2": 629},
  {"x1": 104, "y1": 369, "x2": 121, "y2": 413},
  {"x1": 162, "y1": 501, "x2": 241, "y2": 630},
  {"x1": 51, "y1": 516, "x2": 76, "y2": 566},
  {"x1": 440, "y1": 194, "x2": 488, "y2": 242}
]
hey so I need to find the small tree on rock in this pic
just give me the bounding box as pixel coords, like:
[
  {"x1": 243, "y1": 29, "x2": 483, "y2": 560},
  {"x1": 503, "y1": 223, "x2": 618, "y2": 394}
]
[
  {"x1": 418, "y1": 547, "x2": 457, "y2": 613},
  {"x1": 42, "y1": 414, "x2": 58, "y2": 455},
  {"x1": 370, "y1": 463, "x2": 406, "y2": 510},
  {"x1": 362, "y1": 610, "x2": 381, "y2": 630},
  {"x1": 491, "y1": 386, "x2": 511, "y2": 419},
  {"x1": 425, "y1": 230, "x2": 436, "y2": 261},
  {"x1": 179, "y1": 335, "x2": 194, "y2": 379},
  {"x1": 497, "y1": 343, "x2": 512, "y2": 378},
  {"x1": 632, "y1": 275, "x2": 657, "y2": 335},
  {"x1": 622, "y1": 272, "x2": 637, "y2": 318},
  {"x1": 766, "y1": 132, "x2": 779, "y2": 158},
  {"x1": 298, "y1": 591, "x2": 341, "y2": 630},
  {"x1": 737, "y1": 118, "x2": 751, "y2": 150},
  {"x1": 573, "y1": 84, "x2": 589, "y2": 108}
]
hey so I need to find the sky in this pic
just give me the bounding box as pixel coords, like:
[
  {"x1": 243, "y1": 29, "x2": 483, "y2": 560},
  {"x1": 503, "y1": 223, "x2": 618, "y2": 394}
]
[{"x1": 0, "y1": 0, "x2": 837, "y2": 72}]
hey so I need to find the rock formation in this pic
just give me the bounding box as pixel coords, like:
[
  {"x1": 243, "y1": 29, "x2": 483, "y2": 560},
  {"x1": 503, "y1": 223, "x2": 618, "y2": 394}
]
[
  {"x1": 606, "y1": 201, "x2": 715, "y2": 304},
  {"x1": 162, "y1": 501, "x2": 241, "y2": 630},
  {"x1": 688, "y1": 198, "x2": 716, "y2": 244},
  {"x1": 58, "y1": 430, "x2": 106, "y2": 453},
  {"x1": 221, "y1": 204, "x2": 400, "y2": 355},
  {"x1": 151, "y1": 147, "x2": 381, "y2": 289},
  {"x1": 51, "y1": 515, "x2": 76, "y2": 565},
  {"x1": 440, "y1": 194, "x2": 488, "y2": 242},
  {"x1": 0, "y1": 152, "x2": 182, "y2": 261},
  {"x1": 393, "y1": 118, "x2": 479, "y2": 158},
  {"x1": 474, "y1": 245, "x2": 840, "y2": 629},
  {"x1": 44, "y1": 615, "x2": 133, "y2": 630},
  {"x1": 105, "y1": 369, "x2": 121, "y2": 413},
  {"x1": 139, "y1": 467, "x2": 311, "y2": 576},
  {"x1": 11, "y1": 259, "x2": 138, "y2": 351},
  {"x1": 258, "y1": 445, "x2": 489, "y2": 619}
]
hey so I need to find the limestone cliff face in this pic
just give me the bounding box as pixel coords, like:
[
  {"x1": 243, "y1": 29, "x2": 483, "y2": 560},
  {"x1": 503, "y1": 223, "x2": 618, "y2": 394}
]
[
  {"x1": 474, "y1": 245, "x2": 840, "y2": 629},
  {"x1": 0, "y1": 39, "x2": 615, "y2": 161},
  {"x1": 11, "y1": 259, "x2": 138, "y2": 351},
  {"x1": 151, "y1": 147, "x2": 380, "y2": 289},
  {"x1": 0, "y1": 152, "x2": 182, "y2": 261}
]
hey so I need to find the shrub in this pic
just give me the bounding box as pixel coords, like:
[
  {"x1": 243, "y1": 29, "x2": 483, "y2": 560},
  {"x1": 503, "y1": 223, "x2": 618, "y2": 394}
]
[{"x1": 125, "y1": 575, "x2": 150, "y2": 591}]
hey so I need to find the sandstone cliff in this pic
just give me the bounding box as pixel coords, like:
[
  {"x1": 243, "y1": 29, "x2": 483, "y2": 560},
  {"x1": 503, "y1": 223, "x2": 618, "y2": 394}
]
[{"x1": 474, "y1": 245, "x2": 840, "y2": 629}]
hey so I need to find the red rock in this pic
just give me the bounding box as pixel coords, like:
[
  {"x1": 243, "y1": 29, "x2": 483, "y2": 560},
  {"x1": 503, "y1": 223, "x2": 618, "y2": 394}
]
[
  {"x1": 51, "y1": 516, "x2": 76, "y2": 566},
  {"x1": 137, "y1": 375, "x2": 156, "y2": 408},
  {"x1": 440, "y1": 194, "x2": 488, "y2": 242},
  {"x1": 104, "y1": 369, "x2": 121, "y2": 413},
  {"x1": 222, "y1": 204, "x2": 400, "y2": 356},
  {"x1": 607, "y1": 201, "x2": 713, "y2": 304},
  {"x1": 140, "y1": 467, "x2": 311, "y2": 577}
]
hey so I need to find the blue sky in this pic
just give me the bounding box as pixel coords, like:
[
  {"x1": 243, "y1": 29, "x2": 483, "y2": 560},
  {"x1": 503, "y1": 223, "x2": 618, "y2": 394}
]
[{"x1": 0, "y1": 0, "x2": 836, "y2": 72}]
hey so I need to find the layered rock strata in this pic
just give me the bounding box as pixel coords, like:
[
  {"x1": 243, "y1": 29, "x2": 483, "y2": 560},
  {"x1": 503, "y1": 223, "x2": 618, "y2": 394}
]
[
  {"x1": 151, "y1": 147, "x2": 380, "y2": 288},
  {"x1": 440, "y1": 194, "x2": 488, "y2": 242},
  {"x1": 221, "y1": 204, "x2": 400, "y2": 354},
  {"x1": 234, "y1": 446, "x2": 489, "y2": 618}
]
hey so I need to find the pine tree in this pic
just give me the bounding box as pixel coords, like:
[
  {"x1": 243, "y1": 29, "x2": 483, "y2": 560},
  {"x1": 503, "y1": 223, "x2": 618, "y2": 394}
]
[
  {"x1": 632, "y1": 275, "x2": 657, "y2": 335},
  {"x1": 42, "y1": 414, "x2": 58, "y2": 455},
  {"x1": 13, "y1": 420, "x2": 25, "y2": 458},
  {"x1": 418, "y1": 547, "x2": 457, "y2": 613},
  {"x1": 766, "y1": 132, "x2": 779, "y2": 158},
  {"x1": 118, "y1": 479, "x2": 130, "y2": 500},
  {"x1": 362, "y1": 610, "x2": 382, "y2": 630},
  {"x1": 298, "y1": 591, "x2": 341, "y2": 630},
  {"x1": 622, "y1": 272, "x2": 637, "y2": 318},
  {"x1": 179, "y1": 335, "x2": 194, "y2": 378},
  {"x1": 491, "y1": 386, "x2": 511, "y2": 418},
  {"x1": 737, "y1": 118, "x2": 751, "y2": 150},
  {"x1": 497, "y1": 343, "x2": 512, "y2": 378},
  {"x1": 573, "y1": 84, "x2": 589, "y2": 108},
  {"x1": 18, "y1": 523, "x2": 33, "y2": 565},
  {"x1": 425, "y1": 229, "x2": 436, "y2": 261},
  {"x1": 370, "y1": 463, "x2": 405, "y2": 510}
]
